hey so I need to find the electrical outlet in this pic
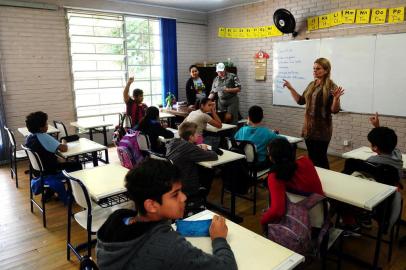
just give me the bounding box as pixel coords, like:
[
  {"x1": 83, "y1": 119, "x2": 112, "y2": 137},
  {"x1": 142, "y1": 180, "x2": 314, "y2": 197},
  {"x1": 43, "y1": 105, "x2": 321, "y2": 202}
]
[{"x1": 343, "y1": 140, "x2": 350, "y2": 146}]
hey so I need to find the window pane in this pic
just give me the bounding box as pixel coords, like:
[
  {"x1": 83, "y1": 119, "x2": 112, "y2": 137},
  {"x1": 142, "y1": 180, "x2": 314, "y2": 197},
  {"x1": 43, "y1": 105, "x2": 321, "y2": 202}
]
[
  {"x1": 128, "y1": 66, "x2": 150, "y2": 80},
  {"x1": 125, "y1": 17, "x2": 149, "y2": 34},
  {"x1": 151, "y1": 95, "x2": 162, "y2": 106},
  {"x1": 150, "y1": 20, "x2": 160, "y2": 35},
  {"x1": 151, "y1": 66, "x2": 162, "y2": 80},
  {"x1": 127, "y1": 34, "x2": 150, "y2": 50},
  {"x1": 151, "y1": 80, "x2": 162, "y2": 95},
  {"x1": 128, "y1": 50, "x2": 150, "y2": 65},
  {"x1": 150, "y1": 35, "x2": 161, "y2": 51},
  {"x1": 151, "y1": 50, "x2": 161, "y2": 65},
  {"x1": 130, "y1": 81, "x2": 151, "y2": 95}
]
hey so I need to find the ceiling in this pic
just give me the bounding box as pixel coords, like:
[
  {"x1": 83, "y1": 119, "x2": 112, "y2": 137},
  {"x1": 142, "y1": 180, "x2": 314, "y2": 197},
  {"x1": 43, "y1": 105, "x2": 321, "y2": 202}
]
[{"x1": 117, "y1": 0, "x2": 264, "y2": 12}]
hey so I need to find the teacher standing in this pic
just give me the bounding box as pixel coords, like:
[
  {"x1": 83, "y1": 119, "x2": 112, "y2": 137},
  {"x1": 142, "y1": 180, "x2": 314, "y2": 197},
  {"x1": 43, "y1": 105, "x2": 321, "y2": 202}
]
[{"x1": 283, "y1": 58, "x2": 344, "y2": 169}]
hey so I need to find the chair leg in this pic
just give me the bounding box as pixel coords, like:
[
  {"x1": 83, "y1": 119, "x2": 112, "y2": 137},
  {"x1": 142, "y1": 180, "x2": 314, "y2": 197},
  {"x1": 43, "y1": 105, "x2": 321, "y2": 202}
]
[
  {"x1": 388, "y1": 225, "x2": 395, "y2": 262},
  {"x1": 14, "y1": 159, "x2": 18, "y2": 188},
  {"x1": 67, "y1": 197, "x2": 72, "y2": 261},
  {"x1": 396, "y1": 199, "x2": 403, "y2": 240},
  {"x1": 253, "y1": 182, "x2": 257, "y2": 215},
  {"x1": 41, "y1": 190, "x2": 46, "y2": 228},
  {"x1": 29, "y1": 175, "x2": 34, "y2": 213}
]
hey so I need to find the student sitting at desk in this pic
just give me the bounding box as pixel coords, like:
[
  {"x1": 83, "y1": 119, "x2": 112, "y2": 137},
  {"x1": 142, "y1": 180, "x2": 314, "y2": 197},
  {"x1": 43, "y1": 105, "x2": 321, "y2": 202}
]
[
  {"x1": 184, "y1": 97, "x2": 222, "y2": 144},
  {"x1": 367, "y1": 112, "x2": 403, "y2": 179},
  {"x1": 234, "y1": 105, "x2": 283, "y2": 170},
  {"x1": 136, "y1": 106, "x2": 174, "y2": 154},
  {"x1": 25, "y1": 111, "x2": 82, "y2": 201},
  {"x1": 261, "y1": 138, "x2": 323, "y2": 225},
  {"x1": 166, "y1": 121, "x2": 218, "y2": 217},
  {"x1": 123, "y1": 76, "x2": 148, "y2": 128},
  {"x1": 96, "y1": 159, "x2": 237, "y2": 270}
]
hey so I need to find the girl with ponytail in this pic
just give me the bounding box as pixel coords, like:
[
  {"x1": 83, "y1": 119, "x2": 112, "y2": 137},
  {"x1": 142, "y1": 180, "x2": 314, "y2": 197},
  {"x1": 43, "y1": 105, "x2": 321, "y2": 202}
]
[{"x1": 260, "y1": 138, "x2": 324, "y2": 225}]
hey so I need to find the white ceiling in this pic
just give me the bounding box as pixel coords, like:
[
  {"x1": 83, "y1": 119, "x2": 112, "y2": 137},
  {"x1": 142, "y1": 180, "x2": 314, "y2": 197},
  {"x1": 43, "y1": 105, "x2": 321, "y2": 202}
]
[{"x1": 117, "y1": 0, "x2": 264, "y2": 12}]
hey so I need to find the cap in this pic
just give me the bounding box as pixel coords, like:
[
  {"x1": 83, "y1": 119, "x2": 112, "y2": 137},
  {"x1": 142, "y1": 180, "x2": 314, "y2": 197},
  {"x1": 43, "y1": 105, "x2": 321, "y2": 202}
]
[{"x1": 216, "y1": 62, "x2": 225, "y2": 72}]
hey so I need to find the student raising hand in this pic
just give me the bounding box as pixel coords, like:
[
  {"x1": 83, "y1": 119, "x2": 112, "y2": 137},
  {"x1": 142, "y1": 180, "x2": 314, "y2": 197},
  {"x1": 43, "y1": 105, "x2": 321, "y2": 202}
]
[
  {"x1": 369, "y1": 112, "x2": 380, "y2": 128},
  {"x1": 209, "y1": 215, "x2": 228, "y2": 240}
]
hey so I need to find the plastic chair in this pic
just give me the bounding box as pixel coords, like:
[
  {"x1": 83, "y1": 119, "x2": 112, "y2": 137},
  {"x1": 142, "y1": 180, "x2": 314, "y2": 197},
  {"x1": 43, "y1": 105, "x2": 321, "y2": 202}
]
[
  {"x1": 63, "y1": 171, "x2": 133, "y2": 261},
  {"x1": 53, "y1": 120, "x2": 69, "y2": 140},
  {"x1": 4, "y1": 126, "x2": 27, "y2": 188},
  {"x1": 221, "y1": 138, "x2": 269, "y2": 214},
  {"x1": 21, "y1": 145, "x2": 48, "y2": 227}
]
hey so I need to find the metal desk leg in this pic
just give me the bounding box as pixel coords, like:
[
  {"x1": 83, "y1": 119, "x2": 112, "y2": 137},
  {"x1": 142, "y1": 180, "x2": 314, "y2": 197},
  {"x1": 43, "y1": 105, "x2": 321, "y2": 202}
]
[
  {"x1": 104, "y1": 149, "x2": 109, "y2": 164},
  {"x1": 372, "y1": 199, "x2": 389, "y2": 270},
  {"x1": 92, "y1": 151, "x2": 98, "y2": 167},
  {"x1": 102, "y1": 126, "x2": 108, "y2": 146},
  {"x1": 89, "y1": 128, "x2": 93, "y2": 141}
]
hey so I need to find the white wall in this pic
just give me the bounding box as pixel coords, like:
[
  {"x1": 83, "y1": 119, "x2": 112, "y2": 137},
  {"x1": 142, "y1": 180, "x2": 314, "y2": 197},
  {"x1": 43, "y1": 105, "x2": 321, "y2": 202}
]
[{"x1": 207, "y1": 0, "x2": 406, "y2": 155}]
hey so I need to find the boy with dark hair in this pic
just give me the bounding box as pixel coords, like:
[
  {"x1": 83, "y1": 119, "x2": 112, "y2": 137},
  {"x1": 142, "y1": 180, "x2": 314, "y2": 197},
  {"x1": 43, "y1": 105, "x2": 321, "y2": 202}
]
[
  {"x1": 96, "y1": 159, "x2": 237, "y2": 270},
  {"x1": 25, "y1": 111, "x2": 81, "y2": 201},
  {"x1": 234, "y1": 105, "x2": 283, "y2": 170},
  {"x1": 123, "y1": 76, "x2": 148, "y2": 127},
  {"x1": 166, "y1": 121, "x2": 218, "y2": 216},
  {"x1": 367, "y1": 112, "x2": 403, "y2": 178}
]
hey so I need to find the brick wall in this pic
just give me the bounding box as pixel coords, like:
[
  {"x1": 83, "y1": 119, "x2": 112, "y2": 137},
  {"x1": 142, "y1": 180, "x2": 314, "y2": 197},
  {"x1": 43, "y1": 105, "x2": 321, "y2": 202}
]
[
  {"x1": 0, "y1": 5, "x2": 208, "y2": 146},
  {"x1": 0, "y1": 7, "x2": 75, "y2": 146},
  {"x1": 177, "y1": 22, "x2": 208, "y2": 101},
  {"x1": 207, "y1": 0, "x2": 406, "y2": 155}
]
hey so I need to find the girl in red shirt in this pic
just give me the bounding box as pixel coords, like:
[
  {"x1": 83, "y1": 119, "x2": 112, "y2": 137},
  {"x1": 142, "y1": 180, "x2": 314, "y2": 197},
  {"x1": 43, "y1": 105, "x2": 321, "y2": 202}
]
[{"x1": 261, "y1": 138, "x2": 324, "y2": 225}]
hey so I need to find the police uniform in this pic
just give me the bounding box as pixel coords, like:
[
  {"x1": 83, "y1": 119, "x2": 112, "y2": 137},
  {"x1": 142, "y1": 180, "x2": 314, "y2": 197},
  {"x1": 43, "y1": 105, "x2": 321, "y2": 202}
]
[{"x1": 211, "y1": 72, "x2": 241, "y2": 124}]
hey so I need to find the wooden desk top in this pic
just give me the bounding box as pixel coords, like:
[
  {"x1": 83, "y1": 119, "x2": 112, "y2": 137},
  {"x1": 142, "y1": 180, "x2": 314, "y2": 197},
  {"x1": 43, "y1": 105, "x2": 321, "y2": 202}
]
[
  {"x1": 18, "y1": 125, "x2": 60, "y2": 137},
  {"x1": 58, "y1": 138, "x2": 107, "y2": 158},
  {"x1": 181, "y1": 210, "x2": 304, "y2": 270},
  {"x1": 342, "y1": 146, "x2": 406, "y2": 170},
  {"x1": 197, "y1": 148, "x2": 245, "y2": 168},
  {"x1": 68, "y1": 164, "x2": 128, "y2": 201},
  {"x1": 316, "y1": 167, "x2": 397, "y2": 210}
]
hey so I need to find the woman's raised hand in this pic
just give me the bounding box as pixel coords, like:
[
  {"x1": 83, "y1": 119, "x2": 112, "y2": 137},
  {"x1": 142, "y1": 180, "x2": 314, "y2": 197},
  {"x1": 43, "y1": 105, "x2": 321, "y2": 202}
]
[{"x1": 332, "y1": 86, "x2": 345, "y2": 99}]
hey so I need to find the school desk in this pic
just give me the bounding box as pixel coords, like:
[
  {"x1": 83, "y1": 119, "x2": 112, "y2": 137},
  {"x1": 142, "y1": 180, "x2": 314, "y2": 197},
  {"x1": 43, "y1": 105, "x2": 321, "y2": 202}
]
[
  {"x1": 71, "y1": 120, "x2": 113, "y2": 146},
  {"x1": 57, "y1": 138, "x2": 108, "y2": 166},
  {"x1": 342, "y1": 146, "x2": 406, "y2": 170},
  {"x1": 67, "y1": 164, "x2": 129, "y2": 207},
  {"x1": 316, "y1": 167, "x2": 397, "y2": 269},
  {"x1": 181, "y1": 210, "x2": 304, "y2": 270},
  {"x1": 18, "y1": 125, "x2": 60, "y2": 137}
]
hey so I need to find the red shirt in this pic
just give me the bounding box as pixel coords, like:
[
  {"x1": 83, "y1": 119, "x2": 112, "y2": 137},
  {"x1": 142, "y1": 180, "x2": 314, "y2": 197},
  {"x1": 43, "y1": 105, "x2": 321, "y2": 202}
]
[
  {"x1": 126, "y1": 99, "x2": 148, "y2": 127},
  {"x1": 260, "y1": 157, "x2": 324, "y2": 225}
]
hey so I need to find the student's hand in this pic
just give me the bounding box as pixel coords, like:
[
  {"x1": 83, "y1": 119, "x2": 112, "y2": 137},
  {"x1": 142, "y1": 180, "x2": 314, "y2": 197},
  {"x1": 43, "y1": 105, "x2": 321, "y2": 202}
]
[
  {"x1": 127, "y1": 77, "x2": 134, "y2": 85},
  {"x1": 369, "y1": 112, "x2": 380, "y2": 128},
  {"x1": 198, "y1": 144, "x2": 208, "y2": 150},
  {"x1": 282, "y1": 79, "x2": 293, "y2": 90},
  {"x1": 209, "y1": 215, "x2": 228, "y2": 240},
  {"x1": 332, "y1": 86, "x2": 345, "y2": 100}
]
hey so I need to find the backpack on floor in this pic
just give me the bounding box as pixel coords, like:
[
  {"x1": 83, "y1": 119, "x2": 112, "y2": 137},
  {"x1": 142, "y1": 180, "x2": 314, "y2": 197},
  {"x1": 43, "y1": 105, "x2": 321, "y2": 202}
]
[{"x1": 267, "y1": 193, "x2": 327, "y2": 255}]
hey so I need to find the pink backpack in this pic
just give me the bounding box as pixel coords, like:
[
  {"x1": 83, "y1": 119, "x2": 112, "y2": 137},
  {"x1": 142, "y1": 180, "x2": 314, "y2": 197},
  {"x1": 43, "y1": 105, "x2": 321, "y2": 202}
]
[
  {"x1": 117, "y1": 131, "x2": 145, "y2": 168},
  {"x1": 267, "y1": 193, "x2": 328, "y2": 255}
]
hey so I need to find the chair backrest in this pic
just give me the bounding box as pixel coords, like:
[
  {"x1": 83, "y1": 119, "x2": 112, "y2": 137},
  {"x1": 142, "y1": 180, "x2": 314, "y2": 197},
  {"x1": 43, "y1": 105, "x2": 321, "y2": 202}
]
[
  {"x1": 21, "y1": 145, "x2": 44, "y2": 172},
  {"x1": 53, "y1": 120, "x2": 68, "y2": 139},
  {"x1": 4, "y1": 126, "x2": 16, "y2": 148},
  {"x1": 63, "y1": 171, "x2": 92, "y2": 209},
  {"x1": 234, "y1": 139, "x2": 258, "y2": 164},
  {"x1": 137, "y1": 133, "x2": 151, "y2": 151},
  {"x1": 343, "y1": 158, "x2": 400, "y2": 186}
]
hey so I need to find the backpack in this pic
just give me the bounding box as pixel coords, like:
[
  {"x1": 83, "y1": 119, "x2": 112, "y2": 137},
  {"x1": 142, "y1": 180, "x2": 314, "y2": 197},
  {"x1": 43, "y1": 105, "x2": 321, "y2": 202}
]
[
  {"x1": 113, "y1": 114, "x2": 132, "y2": 145},
  {"x1": 118, "y1": 131, "x2": 145, "y2": 168},
  {"x1": 267, "y1": 193, "x2": 328, "y2": 256}
]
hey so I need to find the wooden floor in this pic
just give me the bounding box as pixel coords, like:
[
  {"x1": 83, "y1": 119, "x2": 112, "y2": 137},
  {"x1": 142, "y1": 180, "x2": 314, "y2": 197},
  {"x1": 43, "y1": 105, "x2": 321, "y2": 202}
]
[{"x1": 0, "y1": 148, "x2": 405, "y2": 270}]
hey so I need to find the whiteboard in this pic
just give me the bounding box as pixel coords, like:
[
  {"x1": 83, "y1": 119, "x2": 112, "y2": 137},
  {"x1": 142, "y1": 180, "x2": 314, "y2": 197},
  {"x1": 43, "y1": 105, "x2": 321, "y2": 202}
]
[{"x1": 272, "y1": 33, "x2": 406, "y2": 117}]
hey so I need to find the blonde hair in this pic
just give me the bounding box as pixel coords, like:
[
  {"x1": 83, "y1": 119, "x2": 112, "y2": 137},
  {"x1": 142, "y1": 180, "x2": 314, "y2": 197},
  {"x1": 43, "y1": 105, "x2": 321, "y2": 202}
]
[
  {"x1": 178, "y1": 121, "x2": 197, "y2": 140},
  {"x1": 305, "y1": 58, "x2": 334, "y2": 106}
]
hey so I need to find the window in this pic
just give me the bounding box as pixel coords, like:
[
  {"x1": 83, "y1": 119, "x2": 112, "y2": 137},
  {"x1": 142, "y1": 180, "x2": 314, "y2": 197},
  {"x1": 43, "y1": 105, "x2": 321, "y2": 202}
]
[{"x1": 67, "y1": 11, "x2": 162, "y2": 123}]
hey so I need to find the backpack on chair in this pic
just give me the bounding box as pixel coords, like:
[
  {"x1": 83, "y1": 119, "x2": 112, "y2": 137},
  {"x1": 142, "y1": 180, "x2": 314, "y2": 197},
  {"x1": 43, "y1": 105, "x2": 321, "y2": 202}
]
[
  {"x1": 267, "y1": 193, "x2": 329, "y2": 256},
  {"x1": 117, "y1": 131, "x2": 145, "y2": 168}
]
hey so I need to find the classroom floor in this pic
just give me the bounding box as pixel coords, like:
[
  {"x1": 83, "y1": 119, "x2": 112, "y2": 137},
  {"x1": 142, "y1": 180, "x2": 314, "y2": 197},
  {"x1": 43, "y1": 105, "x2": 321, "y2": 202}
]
[{"x1": 0, "y1": 148, "x2": 405, "y2": 270}]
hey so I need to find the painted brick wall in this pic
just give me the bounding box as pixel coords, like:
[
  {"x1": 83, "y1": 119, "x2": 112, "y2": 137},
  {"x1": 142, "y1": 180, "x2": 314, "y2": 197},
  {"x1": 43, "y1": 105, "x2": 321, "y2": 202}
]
[
  {"x1": 177, "y1": 22, "x2": 208, "y2": 101},
  {"x1": 207, "y1": 0, "x2": 406, "y2": 155},
  {"x1": 0, "y1": 6, "x2": 208, "y2": 146},
  {"x1": 0, "y1": 7, "x2": 75, "y2": 147}
]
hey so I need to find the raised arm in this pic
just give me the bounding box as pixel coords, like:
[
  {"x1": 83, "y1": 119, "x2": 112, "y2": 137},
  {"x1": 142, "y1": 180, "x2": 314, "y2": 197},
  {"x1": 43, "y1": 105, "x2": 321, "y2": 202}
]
[
  {"x1": 209, "y1": 103, "x2": 223, "y2": 128},
  {"x1": 123, "y1": 77, "x2": 134, "y2": 103},
  {"x1": 331, "y1": 86, "x2": 344, "y2": 113},
  {"x1": 283, "y1": 79, "x2": 301, "y2": 103},
  {"x1": 369, "y1": 112, "x2": 380, "y2": 127}
]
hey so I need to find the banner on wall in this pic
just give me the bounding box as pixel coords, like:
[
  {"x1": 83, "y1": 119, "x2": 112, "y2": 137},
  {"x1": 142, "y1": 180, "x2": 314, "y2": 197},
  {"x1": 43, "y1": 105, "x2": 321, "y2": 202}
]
[
  {"x1": 218, "y1": 25, "x2": 283, "y2": 38},
  {"x1": 307, "y1": 6, "x2": 405, "y2": 31}
]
